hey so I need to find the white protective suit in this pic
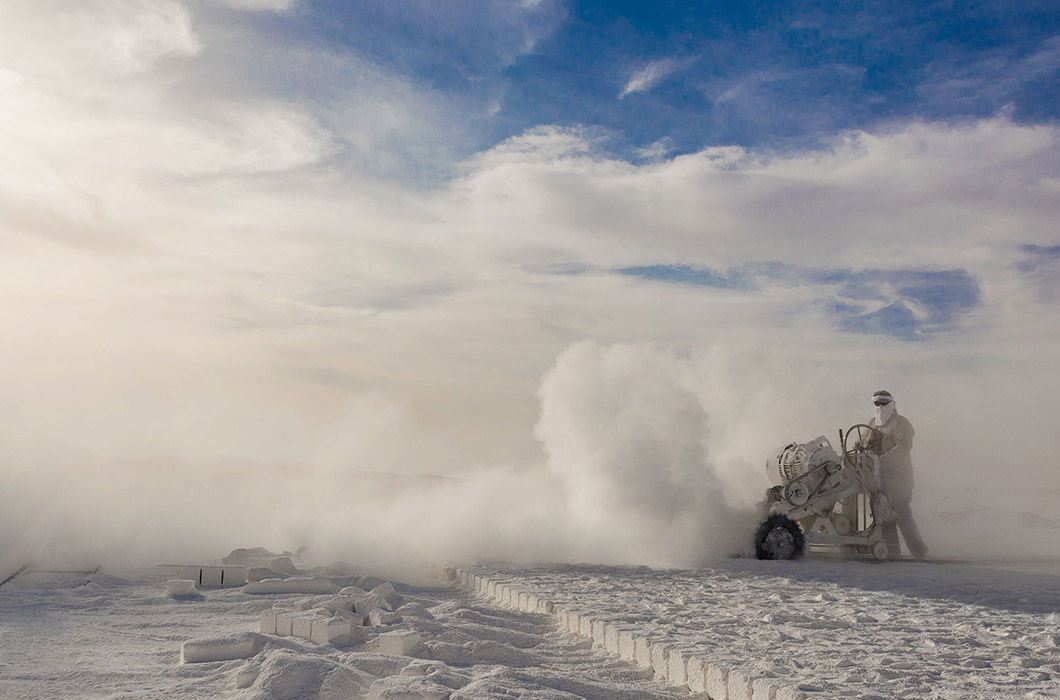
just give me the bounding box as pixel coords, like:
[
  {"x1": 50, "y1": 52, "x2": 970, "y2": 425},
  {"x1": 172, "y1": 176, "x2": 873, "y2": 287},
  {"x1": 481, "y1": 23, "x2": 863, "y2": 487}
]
[{"x1": 868, "y1": 404, "x2": 927, "y2": 558}]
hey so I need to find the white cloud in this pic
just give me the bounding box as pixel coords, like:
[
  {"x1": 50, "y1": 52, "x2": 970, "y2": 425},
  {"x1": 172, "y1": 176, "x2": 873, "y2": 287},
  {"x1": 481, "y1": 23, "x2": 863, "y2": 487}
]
[{"x1": 620, "y1": 58, "x2": 679, "y2": 98}]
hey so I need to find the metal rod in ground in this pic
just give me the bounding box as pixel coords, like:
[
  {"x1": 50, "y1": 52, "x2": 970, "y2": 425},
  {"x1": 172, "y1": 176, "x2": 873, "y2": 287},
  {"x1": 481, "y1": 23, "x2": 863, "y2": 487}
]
[{"x1": 0, "y1": 562, "x2": 34, "y2": 588}]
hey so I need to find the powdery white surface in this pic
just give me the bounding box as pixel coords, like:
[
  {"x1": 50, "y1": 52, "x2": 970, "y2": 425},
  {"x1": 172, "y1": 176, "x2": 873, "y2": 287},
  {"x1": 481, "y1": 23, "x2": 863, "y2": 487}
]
[
  {"x1": 0, "y1": 569, "x2": 681, "y2": 699},
  {"x1": 465, "y1": 559, "x2": 1060, "y2": 698},
  {"x1": 2, "y1": 559, "x2": 1058, "y2": 698}
]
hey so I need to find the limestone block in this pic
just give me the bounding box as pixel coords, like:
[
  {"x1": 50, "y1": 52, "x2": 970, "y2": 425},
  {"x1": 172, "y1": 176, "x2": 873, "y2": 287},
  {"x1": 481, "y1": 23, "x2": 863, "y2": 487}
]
[
  {"x1": 618, "y1": 630, "x2": 637, "y2": 661},
  {"x1": 199, "y1": 567, "x2": 223, "y2": 588},
  {"x1": 180, "y1": 633, "x2": 264, "y2": 664},
  {"x1": 651, "y1": 643, "x2": 670, "y2": 680},
  {"x1": 368, "y1": 608, "x2": 400, "y2": 626},
  {"x1": 335, "y1": 608, "x2": 366, "y2": 626},
  {"x1": 578, "y1": 613, "x2": 594, "y2": 638},
  {"x1": 243, "y1": 576, "x2": 338, "y2": 595},
  {"x1": 310, "y1": 616, "x2": 353, "y2": 645},
  {"x1": 274, "y1": 611, "x2": 295, "y2": 636},
  {"x1": 377, "y1": 630, "x2": 422, "y2": 656},
  {"x1": 727, "y1": 667, "x2": 755, "y2": 700},
  {"x1": 751, "y1": 677, "x2": 780, "y2": 700},
  {"x1": 667, "y1": 648, "x2": 691, "y2": 688},
  {"x1": 165, "y1": 579, "x2": 197, "y2": 597},
  {"x1": 354, "y1": 592, "x2": 387, "y2": 615},
  {"x1": 591, "y1": 619, "x2": 607, "y2": 648},
  {"x1": 634, "y1": 636, "x2": 653, "y2": 668},
  {"x1": 705, "y1": 662, "x2": 730, "y2": 700},
  {"x1": 291, "y1": 613, "x2": 323, "y2": 640},
  {"x1": 604, "y1": 624, "x2": 623, "y2": 655},
  {"x1": 369, "y1": 582, "x2": 403, "y2": 609},
  {"x1": 259, "y1": 608, "x2": 277, "y2": 634},
  {"x1": 687, "y1": 657, "x2": 707, "y2": 693}
]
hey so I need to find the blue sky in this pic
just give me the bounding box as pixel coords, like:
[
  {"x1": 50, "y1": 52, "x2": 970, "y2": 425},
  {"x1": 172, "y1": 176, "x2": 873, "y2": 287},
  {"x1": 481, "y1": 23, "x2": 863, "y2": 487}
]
[{"x1": 233, "y1": 0, "x2": 1060, "y2": 161}]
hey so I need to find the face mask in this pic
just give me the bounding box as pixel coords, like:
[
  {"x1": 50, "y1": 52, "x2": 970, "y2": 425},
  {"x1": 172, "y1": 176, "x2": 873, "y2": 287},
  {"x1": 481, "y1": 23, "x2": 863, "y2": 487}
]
[{"x1": 875, "y1": 402, "x2": 895, "y2": 425}]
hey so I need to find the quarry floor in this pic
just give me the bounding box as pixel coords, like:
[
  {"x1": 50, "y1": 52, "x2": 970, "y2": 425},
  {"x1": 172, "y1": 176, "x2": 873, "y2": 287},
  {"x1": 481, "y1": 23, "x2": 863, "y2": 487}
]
[{"x1": 1, "y1": 557, "x2": 1059, "y2": 698}]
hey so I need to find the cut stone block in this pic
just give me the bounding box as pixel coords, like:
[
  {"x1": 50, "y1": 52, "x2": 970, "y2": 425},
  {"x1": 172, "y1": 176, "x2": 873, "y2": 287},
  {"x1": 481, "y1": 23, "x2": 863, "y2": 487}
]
[
  {"x1": 180, "y1": 633, "x2": 264, "y2": 664},
  {"x1": 563, "y1": 610, "x2": 579, "y2": 634},
  {"x1": 591, "y1": 619, "x2": 607, "y2": 648},
  {"x1": 727, "y1": 667, "x2": 755, "y2": 700},
  {"x1": 705, "y1": 662, "x2": 730, "y2": 700},
  {"x1": 371, "y1": 581, "x2": 397, "y2": 599},
  {"x1": 369, "y1": 582, "x2": 404, "y2": 610},
  {"x1": 274, "y1": 611, "x2": 295, "y2": 637},
  {"x1": 260, "y1": 609, "x2": 277, "y2": 635},
  {"x1": 242, "y1": 576, "x2": 338, "y2": 595},
  {"x1": 687, "y1": 657, "x2": 707, "y2": 693},
  {"x1": 377, "y1": 630, "x2": 422, "y2": 656},
  {"x1": 353, "y1": 593, "x2": 383, "y2": 616},
  {"x1": 634, "y1": 636, "x2": 653, "y2": 668},
  {"x1": 651, "y1": 643, "x2": 670, "y2": 679},
  {"x1": 335, "y1": 608, "x2": 366, "y2": 626},
  {"x1": 667, "y1": 647, "x2": 691, "y2": 687},
  {"x1": 165, "y1": 579, "x2": 197, "y2": 597},
  {"x1": 158, "y1": 565, "x2": 246, "y2": 588},
  {"x1": 751, "y1": 677, "x2": 781, "y2": 700},
  {"x1": 367, "y1": 608, "x2": 400, "y2": 626},
  {"x1": 578, "y1": 613, "x2": 594, "y2": 637},
  {"x1": 310, "y1": 617, "x2": 353, "y2": 645},
  {"x1": 291, "y1": 613, "x2": 323, "y2": 640},
  {"x1": 618, "y1": 630, "x2": 637, "y2": 661},
  {"x1": 604, "y1": 624, "x2": 622, "y2": 655}
]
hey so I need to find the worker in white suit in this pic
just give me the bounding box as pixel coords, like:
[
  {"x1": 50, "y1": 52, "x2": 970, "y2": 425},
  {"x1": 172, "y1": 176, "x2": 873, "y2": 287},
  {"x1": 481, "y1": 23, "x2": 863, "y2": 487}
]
[{"x1": 867, "y1": 390, "x2": 928, "y2": 559}]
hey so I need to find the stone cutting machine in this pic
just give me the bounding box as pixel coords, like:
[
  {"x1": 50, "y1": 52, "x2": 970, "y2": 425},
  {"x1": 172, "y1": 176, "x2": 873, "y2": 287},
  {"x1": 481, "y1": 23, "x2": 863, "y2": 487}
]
[{"x1": 754, "y1": 424, "x2": 895, "y2": 560}]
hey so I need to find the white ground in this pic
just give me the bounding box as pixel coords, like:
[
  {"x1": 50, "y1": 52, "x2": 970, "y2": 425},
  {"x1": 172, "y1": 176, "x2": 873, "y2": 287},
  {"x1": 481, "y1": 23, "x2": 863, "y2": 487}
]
[{"x1": 1, "y1": 557, "x2": 1058, "y2": 698}]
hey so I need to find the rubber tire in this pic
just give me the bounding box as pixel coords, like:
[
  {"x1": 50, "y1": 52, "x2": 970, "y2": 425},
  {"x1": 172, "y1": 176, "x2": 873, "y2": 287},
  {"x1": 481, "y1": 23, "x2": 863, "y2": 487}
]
[{"x1": 754, "y1": 514, "x2": 806, "y2": 560}]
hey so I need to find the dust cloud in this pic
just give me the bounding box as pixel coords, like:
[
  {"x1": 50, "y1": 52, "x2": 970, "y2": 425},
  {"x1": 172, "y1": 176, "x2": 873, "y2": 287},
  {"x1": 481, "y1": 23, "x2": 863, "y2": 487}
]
[{"x1": 2, "y1": 340, "x2": 1058, "y2": 579}]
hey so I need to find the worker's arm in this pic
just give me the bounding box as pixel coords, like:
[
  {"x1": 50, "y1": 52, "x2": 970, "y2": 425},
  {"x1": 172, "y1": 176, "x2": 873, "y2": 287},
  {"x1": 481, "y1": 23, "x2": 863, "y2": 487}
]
[{"x1": 883, "y1": 417, "x2": 914, "y2": 457}]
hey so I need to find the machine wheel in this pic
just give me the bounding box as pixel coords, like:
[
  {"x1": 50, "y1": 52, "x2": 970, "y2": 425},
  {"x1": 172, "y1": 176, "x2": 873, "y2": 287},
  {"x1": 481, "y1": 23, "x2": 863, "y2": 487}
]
[
  {"x1": 872, "y1": 541, "x2": 890, "y2": 561},
  {"x1": 754, "y1": 515, "x2": 806, "y2": 560}
]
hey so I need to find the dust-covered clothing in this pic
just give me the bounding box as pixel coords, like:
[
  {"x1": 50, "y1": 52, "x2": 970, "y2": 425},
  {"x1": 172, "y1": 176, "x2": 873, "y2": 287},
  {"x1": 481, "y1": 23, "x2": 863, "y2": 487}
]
[
  {"x1": 868, "y1": 411, "x2": 926, "y2": 558},
  {"x1": 869, "y1": 412, "x2": 915, "y2": 502}
]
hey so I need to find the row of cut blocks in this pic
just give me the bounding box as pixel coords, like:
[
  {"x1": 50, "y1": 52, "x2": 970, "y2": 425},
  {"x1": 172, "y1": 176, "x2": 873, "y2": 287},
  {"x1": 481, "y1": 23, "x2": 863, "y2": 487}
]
[{"x1": 454, "y1": 569, "x2": 807, "y2": 700}]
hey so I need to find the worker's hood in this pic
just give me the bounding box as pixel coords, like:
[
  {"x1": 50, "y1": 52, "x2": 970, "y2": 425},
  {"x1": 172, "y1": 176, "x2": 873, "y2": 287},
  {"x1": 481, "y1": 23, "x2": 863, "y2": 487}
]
[{"x1": 875, "y1": 401, "x2": 896, "y2": 425}]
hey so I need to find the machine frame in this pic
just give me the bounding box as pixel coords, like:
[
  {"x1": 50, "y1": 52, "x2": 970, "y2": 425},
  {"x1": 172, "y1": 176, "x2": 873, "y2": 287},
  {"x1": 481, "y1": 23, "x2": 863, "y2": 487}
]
[{"x1": 754, "y1": 424, "x2": 895, "y2": 561}]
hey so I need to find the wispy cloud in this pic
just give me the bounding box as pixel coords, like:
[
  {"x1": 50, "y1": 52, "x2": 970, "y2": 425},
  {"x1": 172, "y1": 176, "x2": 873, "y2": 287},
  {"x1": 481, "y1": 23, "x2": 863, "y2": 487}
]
[{"x1": 619, "y1": 58, "x2": 680, "y2": 98}]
